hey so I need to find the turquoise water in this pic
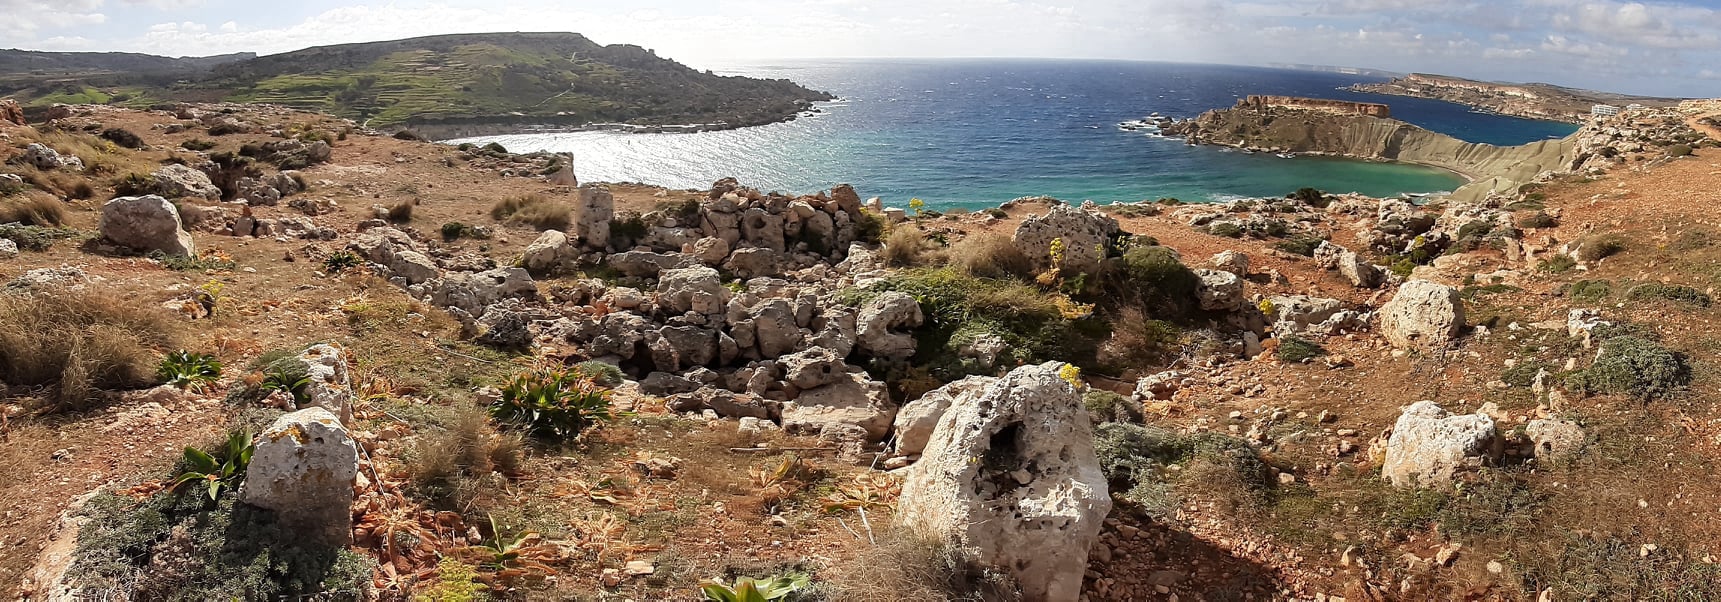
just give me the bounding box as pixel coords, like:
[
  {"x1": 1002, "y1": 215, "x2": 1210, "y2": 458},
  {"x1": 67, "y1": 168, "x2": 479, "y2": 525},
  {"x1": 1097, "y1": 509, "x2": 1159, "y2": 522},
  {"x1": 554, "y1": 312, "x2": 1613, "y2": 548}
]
[{"x1": 450, "y1": 60, "x2": 1578, "y2": 209}]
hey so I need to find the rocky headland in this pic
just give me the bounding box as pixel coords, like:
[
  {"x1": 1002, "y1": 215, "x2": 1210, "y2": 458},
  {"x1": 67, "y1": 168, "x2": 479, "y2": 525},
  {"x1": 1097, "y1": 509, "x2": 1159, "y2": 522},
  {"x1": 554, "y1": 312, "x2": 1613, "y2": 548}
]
[
  {"x1": 1349, "y1": 73, "x2": 1683, "y2": 123},
  {"x1": 1161, "y1": 95, "x2": 1710, "y2": 202},
  {"x1": 4, "y1": 98, "x2": 1721, "y2": 601}
]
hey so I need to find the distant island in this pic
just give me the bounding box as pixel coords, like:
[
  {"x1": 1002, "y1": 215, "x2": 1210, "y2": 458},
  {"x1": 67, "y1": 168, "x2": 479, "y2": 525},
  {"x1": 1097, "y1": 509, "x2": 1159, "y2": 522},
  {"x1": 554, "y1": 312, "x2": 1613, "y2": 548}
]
[
  {"x1": 0, "y1": 32, "x2": 833, "y2": 137},
  {"x1": 1350, "y1": 73, "x2": 1683, "y2": 123}
]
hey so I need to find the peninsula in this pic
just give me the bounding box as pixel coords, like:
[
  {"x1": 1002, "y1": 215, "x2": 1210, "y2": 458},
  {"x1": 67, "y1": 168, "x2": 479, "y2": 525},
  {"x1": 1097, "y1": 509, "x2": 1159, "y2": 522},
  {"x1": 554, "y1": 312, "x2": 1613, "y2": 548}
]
[
  {"x1": 0, "y1": 32, "x2": 832, "y2": 137},
  {"x1": 1350, "y1": 73, "x2": 1683, "y2": 123}
]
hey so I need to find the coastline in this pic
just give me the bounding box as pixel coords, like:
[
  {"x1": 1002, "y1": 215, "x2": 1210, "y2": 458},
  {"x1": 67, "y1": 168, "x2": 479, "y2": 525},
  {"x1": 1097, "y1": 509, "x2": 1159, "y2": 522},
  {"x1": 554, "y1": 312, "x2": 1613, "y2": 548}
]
[{"x1": 418, "y1": 100, "x2": 828, "y2": 141}]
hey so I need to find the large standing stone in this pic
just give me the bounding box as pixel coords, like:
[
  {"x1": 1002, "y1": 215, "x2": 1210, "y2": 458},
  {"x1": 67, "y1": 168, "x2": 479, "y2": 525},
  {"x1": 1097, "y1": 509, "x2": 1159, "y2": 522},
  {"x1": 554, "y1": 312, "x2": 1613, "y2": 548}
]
[
  {"x1": 0, "y1": 99, "x2": 23, "y2": 125},
  {"x1": 750, "y1": 299, "x2": 802, "y2": 358},
  {"x1": 240, "y1": 408, "x2": 358, "y2": 547},
  {"x1": 100, "y1": 195, "x2": 196, "y2": 257},
  {"x1": 1380, "y1": 401, "x2": 1497, "y2": 488},
  {"x1": 740, "y1": 208, "x2": 786, "y2": 252},
  {"x1": 898, "y1": 362, "x2": 1110, "y2": 601},
  {"x1": 892, "y1": 376, "x2": 996, "y2": 456},
  {"x1": 1380, "y1": 280, "x2": 1465, "y2": 348},
  {"x1": 574, "y1": 184, "x2": 613, "y2": 249},
  {"x1": 778, "y1": 347, "x2": 849, "y2": 389},
  {"x1": 297, "y1": 344, "x2": 354, "y2": 425},
  {"x1": 1012, "y1": 203, "x2": 1120, "y2": 274},
  {"x1": 151, "y1": 164, "x2": 221, "y2": 200},
  {"x1": 855, "y1": 291, "x2": 923, "y2": 360}
]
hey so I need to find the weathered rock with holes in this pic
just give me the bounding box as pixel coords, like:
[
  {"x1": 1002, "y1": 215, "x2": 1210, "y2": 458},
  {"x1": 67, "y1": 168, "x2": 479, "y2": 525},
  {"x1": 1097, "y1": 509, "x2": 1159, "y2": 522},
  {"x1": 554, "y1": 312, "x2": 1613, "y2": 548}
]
[
  {"x1": 574, "y1": 184, "x2": 613, "y2": 249},
  {"x1": 419, "y1": 268, "x2": 536, "y2": 317},
  {"x1": 607, "y1": 250, "x2": 698, "y2": 278},
  {"x1": 1013, "y1": 203, "x2": 1120, "y2": 274},
  {"x1": 898, "y1": 362, "x2": 1110, "y2": 601},
  {"x1": 100, "y1": 195, "x2": 196, "y2": 257},
  {"x1": 723, "y1": 247, "x2": 785, "y2": 279},
  {"x1": 1381, "y1": 401, "x2": 1498, "y2": 488},
  {"x1": 658, "y1": 265, "x2": 727, "y2": 317},
  {"x1": 1194, "y1": 268, "x2": 1245, "y2": 311},
  {"x1": 685, "y1": 236, "x2": 731, "y2": 266},
  {"x1": 781, "y1": 369, "x2": 896, "y2": 441},
  {"x1": 750, "y1": 299, "x2": 802, "y2": 358},
  {"x1": 1380, "y1": 280, "x2": 1465, "y2": 348},
  {"x1": 778, "y1": 347, "x2": 848, "y2": 389},
  {"x1": 1210, "y1": 250, "x2": 1249, "y2": 277},
  {"x1": 856, "y1": 291, "x2": 923, "y2": 360},
  {"x1": 1525, "y1": 418, "x2": 1585, "y2": 464},
  {"x1": 295, "y1": 344, "x2": 354, "y2": 425},
  {"x1": 23, "y1": 144, "x2": 67, "y2": 170},
  {"x1": 740, "y1": 208, "x2": 786, "y2": 252},
  {"x1": 0, "y1": 239, "x2": 17, "y2": 259},
  {"x1": 892, "y1": 376, "x2": 996, "y2": 456},
  {"x1": 645, "y1": 325, "x2": 718, "y2": 372},
  {"x1": 240, "y1": 407, "x2": 358, "y2": 547}
]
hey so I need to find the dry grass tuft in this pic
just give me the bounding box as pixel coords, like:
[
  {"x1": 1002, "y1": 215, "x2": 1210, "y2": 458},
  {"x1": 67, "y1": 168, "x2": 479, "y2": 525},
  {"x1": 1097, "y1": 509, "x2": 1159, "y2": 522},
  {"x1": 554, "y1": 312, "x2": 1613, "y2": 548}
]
[
  {"x1": 0, "y1": 192, "x2": 66, "y2": 226},
  {"x1": 816, "y1": 528, "x2": 1020, "y2": 601},
  {"x1": 0, "y1": 288, "x2": 180, "y2": 411},
  {"x1": 881, "y1": 226, "x2": 937, "y2": 267},
  {"x1": 387, "y1": 199, "x2": 416, "y2": 223},
  {"x1": 948, "y1": 233, "x2": 1032, "y2": 279},
  {"x1": 403, "y1": 405, "x2": 525, "y2": 512},
  {"x1": 490, "y1": 194, "x2": 570, "y2": 231}
]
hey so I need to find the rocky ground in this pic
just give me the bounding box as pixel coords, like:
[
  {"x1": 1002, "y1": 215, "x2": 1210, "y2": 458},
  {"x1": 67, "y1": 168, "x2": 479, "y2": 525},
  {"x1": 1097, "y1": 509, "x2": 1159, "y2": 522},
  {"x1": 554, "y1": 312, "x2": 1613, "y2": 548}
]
[{"x1": 3, "y1": 99, "x2": 1721, "y2": 601}]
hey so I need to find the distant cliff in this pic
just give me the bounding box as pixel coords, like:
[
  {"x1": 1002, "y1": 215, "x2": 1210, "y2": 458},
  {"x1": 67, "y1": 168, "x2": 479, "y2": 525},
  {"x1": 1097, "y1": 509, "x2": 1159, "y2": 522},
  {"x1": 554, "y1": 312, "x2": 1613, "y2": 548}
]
[
  {"x1": 1240, "y1": 96, "x2": 1390, "y2": 118},
  {"x1": 1162, "y1": 97, "x2": 1578, "y2": 202},
  {"x1": 1349, "y1": 73, "x2": 1682, "y2": 124}
]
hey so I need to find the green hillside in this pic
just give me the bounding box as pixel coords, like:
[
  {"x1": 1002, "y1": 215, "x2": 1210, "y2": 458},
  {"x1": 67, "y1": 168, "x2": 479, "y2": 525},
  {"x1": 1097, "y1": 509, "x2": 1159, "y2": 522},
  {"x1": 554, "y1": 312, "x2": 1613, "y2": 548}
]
[{"x1": 0, "y1": 32, "x2": 831, "y2": 130}]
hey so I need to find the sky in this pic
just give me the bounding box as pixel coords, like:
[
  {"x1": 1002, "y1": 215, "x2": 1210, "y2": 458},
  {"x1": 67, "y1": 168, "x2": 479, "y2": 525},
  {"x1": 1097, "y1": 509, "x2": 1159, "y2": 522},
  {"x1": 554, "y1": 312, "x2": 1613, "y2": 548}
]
[{"x1": 4, "y1": 0, "x2": 1721, "y2": 97}]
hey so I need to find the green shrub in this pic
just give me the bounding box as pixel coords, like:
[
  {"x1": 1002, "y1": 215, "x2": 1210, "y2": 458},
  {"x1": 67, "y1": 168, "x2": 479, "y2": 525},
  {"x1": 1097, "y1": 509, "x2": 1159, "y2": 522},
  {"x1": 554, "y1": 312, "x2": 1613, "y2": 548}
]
[
  {"x1": 571, "y1": 360, "x2": 625, "y2": 387},
  {"x1": 112, "y1": 173, "x2": 157, "y2": 197},
  {"x1": 323, "y1": 250, "x2": 362, "y2": 274},
  {"x1": 1274, "y1": 235, "x2": 1325, "y2": 257},
  {"x1": 846, "y1": 268, "x2": 1086, "y2": 380},
  {"x1": 701, "y1": 572, "x2": 811, "y2": 602},
  {"x1": 1666, "y1": 143, "x2": 1693, "y2": 157},
  {"x1": 1567, "y1": 280, "x2": 1612, "y2": 302},
  {"x1": 1289, "y1": 187, "x2": 1330, "y2": 208},
  {"x1": 1624, "y1": 283, "x2": 1712, "y2": 307},
  {"x1": 180, "y1": 139, "x2": 217, "y2": 151},
  {"x1": 1093, "y1": 422, "x2": 1268, "y2": 519},
  {"x1": 1566, "y1": 336, "x2": 1688, "y2": 401},
  {"x1": 169, "y1": 429, "x2": 253, "y2": 501},
  {"x1": 490, "y1": 365, "x2": 614, "y2": 439},
  {"x1": 99, "y1": 128, "x2": 145, "y2": 149},
  {"x1": 158, "y1": 350, "x2": 222, "y2": 392},
  {"x1": 1208, "y1": 222, "x2": 1243, "y2": 238},
  {"x1": 387, "y1": 199, "x2": 415, "y2": 223},
  {"x1": 1276, "y1": 336, "x2": 1325, "y2": 362},
  {"x1": 0, "y1": 223, "x2": 76, "y2": 251},
  {"x1": 1083, "y1": 389, "x2": 1143, "y2": 425},
  {"x1": 1539, "y1": 255, "x2": 1577, "y2": 274},
  {"x1": 482, "y1": 142, "x2": 508, "y2": 154},
  {"x1": 1103, "y1": 245, "x2": 1200, "y2": 317},
  {"x1": 1501, "y1": 360, "x2": 1552, "y2": 387},
  {"x1": 1576, "y1": 234, "x2": 1625, "y2": 262},
  {"x1": 441, "y1": 221, "x2": 468, "y2": 241},
  {"x1": 1517, "y1": 211, "x2": 1558, "y2": 229}
]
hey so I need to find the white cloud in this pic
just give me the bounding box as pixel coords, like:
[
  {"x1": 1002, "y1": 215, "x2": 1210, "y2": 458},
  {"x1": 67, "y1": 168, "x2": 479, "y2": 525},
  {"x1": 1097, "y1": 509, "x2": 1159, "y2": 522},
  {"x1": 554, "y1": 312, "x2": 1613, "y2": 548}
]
[
  {"x1": 0, "y1": 0, "x2": 106, "y2": 36},
  {"x1": 120, "y1": 0, "x2": 205, "y2": 10}
]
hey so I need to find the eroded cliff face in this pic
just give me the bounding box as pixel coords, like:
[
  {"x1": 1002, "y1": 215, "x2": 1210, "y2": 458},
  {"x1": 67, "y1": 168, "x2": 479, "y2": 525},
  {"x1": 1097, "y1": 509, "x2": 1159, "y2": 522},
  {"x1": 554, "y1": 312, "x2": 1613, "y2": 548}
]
[
  {"x1": 1349, "y1": 73, "x2": 1683, "y2": 124},
  {"x1": 1162, "y1": 101, "x2": 1577, "y2": 202}
]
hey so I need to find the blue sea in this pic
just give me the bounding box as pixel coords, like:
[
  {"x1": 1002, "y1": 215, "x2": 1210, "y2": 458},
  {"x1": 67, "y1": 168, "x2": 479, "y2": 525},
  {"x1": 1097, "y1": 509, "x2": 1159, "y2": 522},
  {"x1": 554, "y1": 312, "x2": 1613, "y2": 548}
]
[{"x1": 449, "y1": 60, "x2": 1579, "y2": 209}]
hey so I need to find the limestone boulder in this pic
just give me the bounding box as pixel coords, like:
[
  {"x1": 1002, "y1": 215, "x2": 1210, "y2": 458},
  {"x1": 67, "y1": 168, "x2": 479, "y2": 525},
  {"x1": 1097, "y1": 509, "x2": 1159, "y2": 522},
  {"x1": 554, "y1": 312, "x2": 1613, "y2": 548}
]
[
  {"x1": 781, "y1": 369, "x2": 896, "y2": 441},
  {"x1": 1336, "y1": 249, "x2": 1384, "y2": 288},
  {"x1": 520, "y1": 230, "x2": 576, "y2": 275},
  {"x1": 100, "y1": 195, "x2": 196, "y2": 257},
  {"x1": 778, "y1": 347, "x2": 849, "y2": 390},
  {"x1": 685, "y1": 236, "x2": 731, "y2": 266},
  {"x1": 296, "y1": 344, "x2": 354, "y2": 425},
  {"x1": 152, "y1": 164, "x2": 221, "y2": 200},
  {"x1": 23, "y1": 144, "x2": 68, "y2": 170},
  {"x1": 644, "y1": 325, "x2": 718, "y2": 372},
  {"x1": 1380, "y1": 280, "x2": 1464, "y2": 348},
  {"x1": 658, "y1": 265, "x2": 727, "y2": 316},
  {"x1": 1210, "y1": 250, "x2": 1249, "y2": 277},
  {"x1": 1525, "y1": 418, "x2": 1585, "y2": 464},
  {"x1": 898, "y1": 362, "x2": 1110, "y2": 601},
  {"x1": 750, "y1": 299, "x2": 802, "y2": 358},
  {"x1": 856, "y1": 291, "x2": 923, "y2": 360},
  {"x1": 419, "y1": 268, "x2": 536, "y2": 317},
  {"x1": 740, "y1": 208, "x2": 786, "y2": 251},
  {"x1": 240, "y1": 408, "x2": 358, "y2": 546},
  {"x1": 723, "y1": 247, "x2": 785, "y2": 279},
  {"x1": 0, "y1": 238, "x2": 17, "y2": 259},
  {"x1": 892, "y1": 376, "x2": 995, "y2": 456},
  {"x1": 607, "y1": 250, "x2": 697, "y2": 278},
  {"x1": 1381, "y1": 401, "x2": 1497, "y2": 488},
  {"x1": 0, "y1": 98, "x2": 22, "y2": 125},
  {"x1": 574, "y1": 184, "x2": 614, "y2": 249},
  {"x1": 1012, "y1": 203, "x2": 1119, "y2": 274},
  {"x1": 1194, "y1": 268, "x2": 1244, "y2": 311}
]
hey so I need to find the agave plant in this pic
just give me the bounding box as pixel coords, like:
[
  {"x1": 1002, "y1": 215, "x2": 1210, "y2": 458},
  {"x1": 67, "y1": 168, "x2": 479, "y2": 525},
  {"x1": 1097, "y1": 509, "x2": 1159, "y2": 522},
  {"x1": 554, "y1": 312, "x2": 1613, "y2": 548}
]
[
  {"x1": 158, "y1": 350, "x2": 223, "y2": 392},
  {"x1": 169, "y1": 429, "x2": 254, "y2": 501},
  {"x1": 489, "y1": 365, "x2": 613, "y2": 439},
  {"x1": 700, "y1": 573, "x2": 810, "y2": 602}
]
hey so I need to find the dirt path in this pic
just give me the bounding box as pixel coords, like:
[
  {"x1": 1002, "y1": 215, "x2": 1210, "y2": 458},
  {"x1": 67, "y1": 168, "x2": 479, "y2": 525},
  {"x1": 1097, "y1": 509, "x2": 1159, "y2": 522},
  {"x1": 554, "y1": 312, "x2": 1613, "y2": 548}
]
[{"x1": 1685, "y1": 112, "x2": 1721, "y2": 141}]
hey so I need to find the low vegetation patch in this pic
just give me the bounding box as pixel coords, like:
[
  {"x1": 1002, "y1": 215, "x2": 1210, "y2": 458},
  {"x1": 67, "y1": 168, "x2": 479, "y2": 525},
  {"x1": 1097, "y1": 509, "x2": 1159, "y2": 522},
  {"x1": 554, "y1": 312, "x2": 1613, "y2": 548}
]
[
  {"x1": 0, "y1": 222, "x2": 78, "y2": 251},
  {"x1": 490, "y1": 194, "x2": 570, "y2": 231},
  {"x1": 489, "y1": 364, "x2": 614, "y2": 439},
  {"x1": 0, "y1": 288, "x2": 179, "y2": 411},
  {"x1": 1566, "y1": 279, "x2": 1612, "y2": 302},
  {"x1": 1517, "y1": 211, "x2": 1558, "y2": 229},
  {"x1": 387, "y1": 199, "x2": 416, "y2": 223},
  {"x1": 1565, "y1": 335, "x2": 1689, "y2": 401},
  {"x1": 947, "y1": 233, "x2": 1032, "y2": 279},
  {"x1": 881, "y1": 226, "x2": 938, "y2": 267},
  {"x1": 1093, "y1": 422, "x2": 1269, "y2": 519},
  {"x1": 1083, "y1": 389, "x2": 1144, "y2": 425},
  {"x1": 1539, "y1": 255, "x2": 1578, "y2": 274},
  {"x1": 1576, "y1": 234, "x2": 1626, "y2": 262},
  {"x1": 1276, "y1": 336, "x2": 1326, "y2": 362},
  {"x1": 1623, "y1": 282, "x2": 1711, "y2": 307},
  {"x1": 405, "y1": 406, "x2": 524, "y2": 511},
  {"x1": 0, "y1": 193, "x2": 67, "y2": 226},
  {"x1": 1274, "y1": 234, "x2": 1325, "y2": 257}
]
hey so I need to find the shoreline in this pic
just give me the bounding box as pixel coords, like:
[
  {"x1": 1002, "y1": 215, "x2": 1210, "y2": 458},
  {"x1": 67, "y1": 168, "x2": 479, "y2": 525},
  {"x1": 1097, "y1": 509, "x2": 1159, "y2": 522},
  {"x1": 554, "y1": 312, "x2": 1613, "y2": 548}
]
[{"x1": 422, "y1": 100, "x2": 832, "y2": 142}]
